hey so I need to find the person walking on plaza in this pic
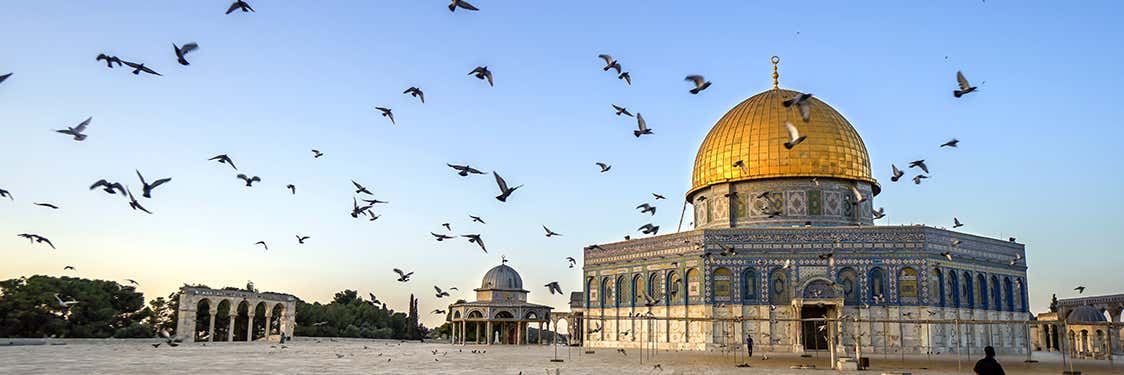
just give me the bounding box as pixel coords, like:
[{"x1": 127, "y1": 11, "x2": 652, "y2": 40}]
[
  {"x1": 973, "y1": 346, "x2": 1006, "y2": 375},
  {"x1": 746, "y1": 336, "x2": 754, "y2": 359}
]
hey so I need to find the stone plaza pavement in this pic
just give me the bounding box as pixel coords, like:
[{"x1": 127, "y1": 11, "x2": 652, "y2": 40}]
[{"x1": 1, "y1": 337, "x2": 1121, "y2": 374}]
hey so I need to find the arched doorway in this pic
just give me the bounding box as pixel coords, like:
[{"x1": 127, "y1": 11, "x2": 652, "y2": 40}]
[
  {"x1": 215, "y1": 299, "x2": 232, "y2": 341},
  {"x1": 251, "y1": 302, "x2": 267, "y2": 341},
  {"x1": 194, "y1": 299, "x2": 212, "y2": 341},
  {"x1": 269, "y1": 303, "x2": 286, "y2": 338},
  {"x1": 233, "y1": 300, "x2": 250, "y2": 341}
]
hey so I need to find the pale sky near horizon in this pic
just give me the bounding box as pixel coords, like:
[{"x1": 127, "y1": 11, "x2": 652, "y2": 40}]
[{"x1": 2, "y1": 1, "x2": 1123, "y2": 328}]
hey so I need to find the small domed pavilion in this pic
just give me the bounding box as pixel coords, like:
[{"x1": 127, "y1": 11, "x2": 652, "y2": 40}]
[{"x1": 447, "y1": 262, "x2": 553, "y2": 345}]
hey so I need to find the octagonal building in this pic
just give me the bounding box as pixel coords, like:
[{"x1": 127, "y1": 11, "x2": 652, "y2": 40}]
[{"x1": 581, "y1": 61, "x2": 1030, "y2": 355}]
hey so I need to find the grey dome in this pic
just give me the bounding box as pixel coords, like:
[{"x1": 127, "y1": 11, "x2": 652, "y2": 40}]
[
  {"x1": 1067, "y1": 306, "x2": 1107, "y2": 323},
  {"x1": 480, "y1": 264, "x2": 523, "y2": 290}
]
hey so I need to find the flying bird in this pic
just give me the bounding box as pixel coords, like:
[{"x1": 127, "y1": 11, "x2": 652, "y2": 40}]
[
  {"x1": 1009, "y1": 253, "x2": 1023, "y2": 266},
  {"x1": 209, "y1": 154, "x2": 237, "y2": 170},
  {"x1": 543, "y1": 226, "x2": 561, "y2": 237},
  {"x1": 909, "y1": 160, "x2": 929, "y2": 174},
  {"x1": 448, "y1": 0, "x2": 478, "y2": 12},
  {"x1": 782, "y1": 92, "x2": 813, "y2": 122},
  {"x1": 0, "y1": 72, "x2": 11, "y2": 84},
  {"x1": 872, "y1": 207, "x2": 885, "y2": 219},
  {"x1": 432, "y1": 309, "x2": 447, "y2": 314},
  {"x1": 135, "y1": 170, "x2": 171, "y2": 198},
  {"x1": 462, "y1": 234, "x2": 487, "y2": 253},
  {"x1": 434, "y1": 286, "x2": 450, "y2": 298},
  {"x1": 255, "y1": 241, "x2": 268, "y2": 250},
  {"x1": 63, "y1": 266, "x2": 75, "y2": 271},
  {"x1": 236, "y1": 174, "x2": 261, "y2": 187},
  {"x1": 633, "y1": 113, "x2": 652, "y2": 137},
  {"x1": 469, "y1": 215, "x2": 485, "y2": 224},
  {"x1": 784, "y1": 121, "x2": 806, "y2": 149},
  {"x1": 638, "y1": 223, "x2": 660, "y2": 235},
  {"x1": 1074, "y1": 286, "x2": 1086, "y2": 294},
  {"x1": 684, "y1": 75, "x2": 711, "y2": 94},
  {"x1": 636, "y1": 203, "x2": 656, "y2": 215},
  {"x1": 126, "y1": 187, "x2": 152, "y2": 214},
  {"x1": 54, "y1": 293, "x2": 78, "y2": 308},
  {"x1": 403, "y1": 87, "x2": 425, "y2": 103},
  {"x1": 173, "y1": 42, "x2": 199, "y2": 65},
  {"x1": 733, "y1": 160, "x2": 747, "y2": 174},
  {"x1": 352, "y1": 180, "x2": 372, "y2": 195},
  {"x1": 544, "y1": 282, "x2": 563, "y2": 295},
  {"x1": 33, "y1": 202, "x2": 59, "y2": 209},
  {"x1": 18, "y1": 234, "x2": 55, "y2": 249},
  {"x1": 374, "y1": 107, "x2": 395, "y2": 125},
  {"x1": 311, "y1": 149, "x2": 324, "y2": 158},
  {"x1": 56, "y1": 117, "x2": 92, "y2": 141},
  {"x1": 953, "y1": 70, "x2": 977, "y2": 98},
  {"x1": 125, "y1": 279, "x2": 139, "y2": 285},
  {"x1": 226, "y1": 0, "x2": 254, "y2": 14},
  {"x1": 122, "y1": 61, "x2": 161, "y2": 76},
  {"x1": 350, "y1": 197, "x2": 373, "y2": 218},
  {"x1": 431, "y1": 233, "x2": 454, "y2": 241},
  {"x1": 286, "y1": 184, "x2": 296, "y2": 194},
  {"x1": 849, "y1": 185, "x2": 866, "y2": 205},
  {"x1": 95, "y1": 54, "x2": 123, "y2": 68},
  {"x1": 468, "y1": 66, "x2": 493, "y2": 86},
  {"x1": 0, "y1": 188, "x2": 11, "y2": 200},
  {"x1": 953, "y1": 217, "x2": 964, "y2": 228},
  {"x1": 442, "y1": 223, "x2": 452, "y2": 231},
  {"x1": 940, "y1": 139, "x2": 959, "y2": 148},
  {"x1": 618, "y1": 71, "x2": 631, "y2": 85},
  {"x1": 492, "y1": 171, "x2": 522, "y2": 202},
  {"x1": 913, "y1": 174, "x2": 929, "y2": 185},
  {"x1": 362, "y1": 198, "x2": 389, "y2": 205},
  {"x1": 447, "y1": 164, "x2": 485, "y2": 176},
  {"x1": 612, "y1": 104, "x2": 633, "y2": 117},
  {"x1": 296, "y1": 235, "x2": 310, "y2": 244},
  {"x1": 566, "y1": 257, "x2": 576, "y2": 268},
  {"x1": 652, "y1": 193, "x2": 666, "y2": 200},
  {"x1": 950, "y1": 239, "x2": 962, "y2": 247},
  {"x1": 891, "y1": 164, "x2": 904, "y2": 182},
  {"x1": 598, "y1": 54, "x2": 621, "y2": 74},
  {"x1": 90, "y1": 179, "x2": 126, "y2": 196},
  {"x1": 393, "y1": 268, "x2": 414, "y2": 282},
  {"x1": 595, "y1": 162, "x2": 611, "y2": 173}
]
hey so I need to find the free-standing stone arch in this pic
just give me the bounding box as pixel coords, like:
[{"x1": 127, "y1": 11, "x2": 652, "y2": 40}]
[{"x1": 175, "y1": 286, "x2": 297, "y2": 343}]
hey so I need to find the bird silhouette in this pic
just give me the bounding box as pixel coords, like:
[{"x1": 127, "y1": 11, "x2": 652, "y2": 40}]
[
  {"x1": 286, "y1": 184, "x2": 296, "y2": 194},
  {"x1": 468, "y1": 66, "x2": 493, "y2": 86},
  {"x1": 1074, "y1": 286, "x2": 1086, "y2": 294},
  {"x1": 95, "y1": 54, "x2": 124, "y2": 68},
  {"x1": 462, "y1": 234, "x2": 487, "y2": 253},
  {"x1": 431, "y1": 232, "x2": 454, "y2": 241},
  {"x1": 122, "y1": 61, "x2": 161, "y2": 76},
  {"x1": 0, "y1": 72, "x2": 9, "y2": 84},
  {"x1": 296, "y1": 235, "x2": 310, "y2": 244},
  {"x1": 432, "y1": 309, "x2": 447, "y2": 314},
  {"x1": 447, "y1": 164, "x2": 485, "y2": 176},
  {"x1": 543, "y1": 226, "x2": 562, "y2": 237},
  {"x1": 63, "y1": 266, "x2": 75, "y2": 271},
  {"x1": 126, "y1": 187, "x2": 152, "y2": 214},
  {"x1": 872, "y1": 207, "x2": 885, "y2": 219},
  {"x1": 612, "y1": 104, "x2": 633, "y2": 117},
  {"x1": 636, "y1": 203, "x2": 656, "y2": 215},
  {"x1": 375, "y1": 107, "x2": 395, "y2": 125},
  {"x1": 236, "y1": 174, "x2": 261, "y2": 187},
  {"x1": 492, "y1": 171, "x2": 521, "y2": 202},
  {"x1": 784, "y1": 121, "x2": 807, "y2": 149},
  {"x1": 33, "y1": 202, "x2": 59, "y2": 209},
  {"x1": 56, "y1": 117, "x2": 92, "y2": 141},
  {"x1": 136, "y1": 170, "x2": 171, "y2": 198},
  {"x1": 173, "y1": 42, "x2": 199, "y2": 65},
  {"x1": 434, "y1": 286, "x2": 450, "y2": 298},
  {"x1": 782, "y1": 92, "x2": 813, "y2": 122},
  {"x1": 448, "y1": 0, "x2": 478, "y2": 12},
  {"x1": 566, "y1": 257, "x2": 577, "y2": 268},
  {"x1": 0, "y1": 188, "x2": 11, "y2": 200},
  {"x1": 953, "y1": 71, "x2": 977, "y2": 98},
  {"x1": 684, "y1": 75, "x2": 711, "y2": 94},
  {"x1": 618, "y1": 71, "x2": 631, "y2": 85},
  {"x1": 940, "y1": 139, "x2": 959, "y2": 148},
  {"x1": 652, "y1": 193, "x2": 666, "y2": 200},
  {"x1": 442, "y1": 223, "x2": 452, "y2": 231},
  {"x1": 18, "y1": 233, "x2": 55, "y2": 249},
  {"x1": 311, "y1": 149, "x2": 324, "y2": 158},
  {"x1": 209, "y1": 154, "x2": 237, "y2": 170},
  {"x1": 891, "y1": 164, "x2": 904, "y2": 182},
  {"x1": 598, "y1": 54, "x2": 621, "y2": 73},
  {"x1": 255, "y1": 241, "x2": 268, "y2": 250},
  {"x1": 352, "y1": 180, "x2": 372, "y2": 195},
  {"x1": 90, "y1": 179, "x2": 126, "y2": 196},
  {"x1": 54, "y1": 293, "x2": 78, "y2": 308},
  {"x1": 953, "y1": 217, "x2": 964, "y2": 228},
  {"x1": 849, "y1": 185, "x2": 866, "y2": 205},
  {"x1": 633, "y1": 113, "x2": 652, "y2": 137},
  {"x1": 909, "y1": 160, "x2": 929, "y2": 174},
  {"x1": 595, "y1": 162, "x2": 611, "y2": 173},
  {"x1": 393, "y1": 268, "x2": 414, "y2": 282},
  {"x1": 469, "y1": 215, "x2": 485, "y2": 224},
  {"x1": 226, "y1": 0, "x2": 254, "y2": 14},
  {"x1": 403, "y1": 87, "x2": 425, "y2": 103},
  {"x1": 913, "y1": 174, "x2": 929, "y2": 185},
  {"x1": 638, "y1": 223, "x2": 660, "y2": 235}
]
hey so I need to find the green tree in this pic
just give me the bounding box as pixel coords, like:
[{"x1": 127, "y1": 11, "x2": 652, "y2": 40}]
[
  {"x1": 0, "y1": 275, "x2": 152, "y2": 338},
  {"x1": 293, "y1": 290, "x2": 425, "y2": 339},
  {"x1": 1049, "y1": 293, "x2": 1059, "y2": 312}
]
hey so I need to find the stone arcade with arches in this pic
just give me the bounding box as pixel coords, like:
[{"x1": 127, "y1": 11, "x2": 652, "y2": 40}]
[
  {"x1": 175, "y1": 286, "x2": 297, "y2": 342},
  {"x1": 446, "y1": 263, "x2": 553, "y2": 345},
  {"x1": 1032, "y1": 293, "x2": 1123, "y2": 359},
  {"x1": 582, "y1": 58, "x2": 1031, "y2": 355}
]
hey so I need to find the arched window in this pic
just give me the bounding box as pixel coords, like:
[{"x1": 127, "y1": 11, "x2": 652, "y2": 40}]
[
  {"x1": 666, "y1": 271, "x2": 681, "y2": 305},
  {"x1": 631, "y1": 275, "x2": 643, "y2": 307},
  {"x1": 1016, "y1": 278, "x2": 1027, "y2": 312},
  {"x1": 647, "y1": 273, "x2": 658, "y2": 299},
  {"x1": 586, "y1": 278, "x2": 597, "y2": 308},
  {"x1": 1003, "y1": 277, "x2": 1014, "y2": 312},
  {"x1": 977, "y1": 274, "x2": 988, "y2": 310},
  {"x1": 769, "y1": 268, "x2": 790, "y2": 305},
  {"x1": 713, "y1": 268, "x2": 733, "y2": 302},
  {"x1": 600, "y1": 277, "x2": 611, "y2": 307},
  {"x1": 741, "y1": 268, "x2": 757, "y2": 303},
  {"x1": 931, "y1": 268, "x2": 945, "y2": 307},
  {"x1": 869, "y1": 267, "x2": 886, "y2": 303},
  {"x1": 961, "y1": 272, "x2": 973, "y2": 308},
  {"x1": 898, "y1": 267, "x2": 918, "y2": 305},
  {"x1": 685, "y1": 268, "x2": 700, "y2": 304},
  {"x1": 949, "y1": 272, "x2": 960, "y2": 307},
  {"x1": 615, "y1": 276, "x2": 627, "y2": 307},
  {"x1": 838, "y1": 268, "x2": 859, "y2": 305},
  {"x1": 991, "y1": 275, "x2": 1001, "y2": 311}
]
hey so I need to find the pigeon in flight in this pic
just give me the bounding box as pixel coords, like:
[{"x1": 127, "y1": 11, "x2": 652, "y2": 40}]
[
  {"x1": 173, "y1": 42, "x2": 199, "y2": 65},
  {"x1": 448, "y1": 0, "x2": 478, "y2": 12},
  {"x1": 56, "y1": 117, "x2": 92, "y2": 141},
  {"x1": 913, "y1": 174, "x2": 929, "y2": 185},
  {"x1": 95, "y1": 54, "x2": 124, "y2": 68},
  {"x1": 783, "y1": 92, "x2": 813, "y2": 122},
  {"x1": 909, "y1": 160, "x2": 929, "y2": 174},
  {"x1": 362, "y1": 198, "x2": 389, "y2": 205},
  {"x1": 286, "y1": 184, "x2": 296, "y2": 194},
  {"x1": 492, "y1": 171, "x2": 521, "y2": 202},
  {"x1": 950, "y1": 239, "x2": 962, "y2": 247},
  {"x1": 595, "y1": 162, "x2": 611, "y2": 173},
  {"x1": 431, "y1": 233, "x2": 454, "y2": 241},
  {"x1": 393, "y1": 268, "x2": 413, "y2": 282},
  {"x1": 784, "y1": 121, "x2": 807, "y2": 149},
  {"x1": 0, "y1": 72, "x2": 11, "y2": 84},
  {"x1": 63, "y1": 266, "x2": 75, "y2": 271},
  {"x1": 255, "y1": 241, "x2": 268, "y2": 250},
  {"x1": 636, "y1": 203, "x2": 656, "y2": 215},
  {"x1": 891, "y1": 164, "x2": 904, "y2": 182},
  {"x1": 296, "y1": 235, "x2": 310, "y2": 244},
  {"x1": 732, "y1": 160, "x2": 748, "y2": 174},
  {"x1": 849, "y1": 185, "x2": 866, "y2": 205},
  {"x1": 566, "y1": 257, "x2": 576, "y2": 268},
  {"x1": 638, "y1": 223, "x2": 660, "y2": 235},
  {"x1": 633, "y1": 113, "x2": 652, "y2": 137},
  {"x1": 872, "y1": 207, "x2": 885, "y2": 219},
  {"x1": 351, "y1": 198, "x2": 373, "y2": 218},
  {"x1": 123, "y1": 61, "x2": 161, "y2": 76},
  {"x1": 684, "y1": 75, "x2": 711, "y2": 94},
  {"x1": 940, "y1": 139, "x2": 959, "y2": 148},
  {"x1": 652, "y1": 193, "x2": 666, "y2": 200},
  {"x1": 462, "y1": 234, "x2": 487, "y2": 253},
  {"x1": 447, "y1": 164, "x2": 485, "y2": 176},
  {"x1": 1074, "y1": 286, "x2": 1086, "y2": 294},
  {"x1": 442, "y1": 223, "x2": 452, "y2": 231},
  {"x1": 598, "y1": 54, "x2": 621, "y2": 74},
  {"x1": 90, "y1": 179, "x2": 127, "y2": 196},
  {"x1": 375, "y1": 107, "x2": 395, "y2": 125},
  {"x1": 434, "y1": 286, "x2": 450, "y2": 298},
  {"x1": 311, "y1": 149, "x2": 324, "y2": 158},
  {"x1": 612, "y1": 105, "x2": 633, "y2": 117},
  {"x1": 403, "y1": 87, "x2": 425, "y2": 103},
  {"x1": 1009, "y1": 253, "x2": 1023, "y2": 266},
  {"x1": 432, "y1": 309, "x2": 447, "y2": 315},
  {"x1": 0, "y1": 188, "x2": 11, "y2": 200},
  {"x1": 226, "y1": 0, "x2": 254, "y2": 14},
  {"x1": 126, "y1": 187, "x2": 152, "y2": 214},
  {"x1": 545, "y1": 282, "x2": 563, "y2": 295},
  {"x1": 468, "y1": 66, "x2": 493, "y2": 86},
  {"x1": 18, "y1": 233, "x2": 55, "y2": 249},
  {"x1": 136, "y1": 170, "x2": 171, "y2": 198},
  {"x1": 953, "y1": 217, "x2": 964, "y2": 228},
  {"x1": 236, "y1": 174, "x2": 261, "y2": 187},
  {"x1": 209, "y1": 154, "x2": 237, "y2": 170},
  {"x1": 54, "y1": 293, "x2": 78, "y2": 308},
  {"x1": 618, "y1": 71, "x2": 631, "y2": 85},
  {"x1": 352, "y1": 180, "x2": 373, "y2": 195},
  {"x1": 125, "y1": 279, "x2": 139, "y2": 285},
  {"x1": 953, "y1": 71, "x2": 977, "y2": 98},
  {"x1": 543, "y1": 226, "x2": 561, "y2": 237},
  {"x1": 469, "y1": 215, "x2": 485, "y2": 224},
  {"x1": 34, "y1": 202, "x2": 59, "y2": 209}
]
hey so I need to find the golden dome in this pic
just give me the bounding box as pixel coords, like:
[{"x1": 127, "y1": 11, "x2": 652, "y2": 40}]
[{"x1": 689, "y1": 88, "x2": 878, "y2": 197}]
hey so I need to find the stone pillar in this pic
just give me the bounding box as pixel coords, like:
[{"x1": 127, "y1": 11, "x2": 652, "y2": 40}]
[
  {"x1": 246, "y1": 312, "x2": 255, "y2": 342},
  {"x1": 460, "y1": 321, "x2": 466, "y2": 345},
  {"x1": 227, "y1": 315, "x2": 236, "y2": 342},
  {"x1": 486, "y1": 321, "x2": 493, "y2": 345},
  {"x1": 539, "y1": 322, "x2": 545, "y2": 345},
  {"x1": 208, "y1": 312, "x2": 217, "y2": 342}
]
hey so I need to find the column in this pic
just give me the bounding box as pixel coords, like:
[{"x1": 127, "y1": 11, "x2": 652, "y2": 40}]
[
  {"x1": 246, "y1": 312, "x2": 255, "y2": 342},
  {"x1": 208, "y1": 312, "x2": 217, "y2": 342},
  {"x1": 227, "y1": 315, "x2": 236, "y2": 342},
  {"x1": 486, "y1": 321, "x2": 493, "y2": 345},
  {"x1": 460, "y1": 321, "x2": 466, "y2": 345},
  {"x1": 263, "y1": 312, "x2": 272, "y2": 341},
  {"x1": 539, "y1": 322, "x2": 545, "y2": 345},
  {"x1": 475, "y1": 322, "x2": 481, "y2": 344}
]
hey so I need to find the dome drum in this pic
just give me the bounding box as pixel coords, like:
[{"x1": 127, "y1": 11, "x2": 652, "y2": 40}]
[{"x1": 690, "y1": 178, "x2": 875, "y2": 229}]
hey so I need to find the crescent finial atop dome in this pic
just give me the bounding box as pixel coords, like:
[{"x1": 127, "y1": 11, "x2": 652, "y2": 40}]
[{"x1": 771, "y1": 56, "x2": 780, "y2": 90}]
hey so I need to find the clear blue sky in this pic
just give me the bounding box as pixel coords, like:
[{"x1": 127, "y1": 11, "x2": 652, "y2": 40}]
[{"x1": 2, "y1": 1, "x2": 1122, "y2": 327}]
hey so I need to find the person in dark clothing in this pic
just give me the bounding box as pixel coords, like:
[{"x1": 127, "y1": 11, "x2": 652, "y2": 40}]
[
  {"x1": 746, "y1": 336, "x2": 754, "y2": 358},
  {"x1": 973, "y1": 346, "x2": 1006, "y2": 375}
]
